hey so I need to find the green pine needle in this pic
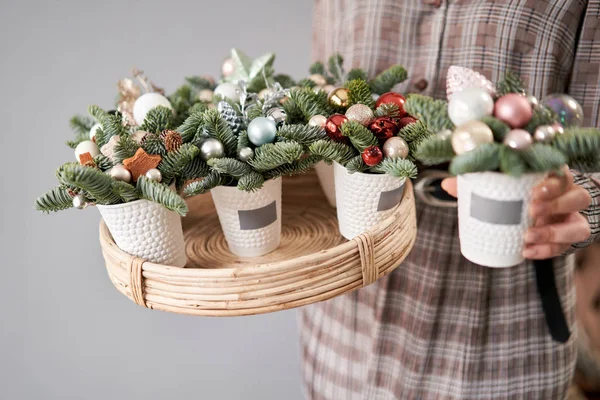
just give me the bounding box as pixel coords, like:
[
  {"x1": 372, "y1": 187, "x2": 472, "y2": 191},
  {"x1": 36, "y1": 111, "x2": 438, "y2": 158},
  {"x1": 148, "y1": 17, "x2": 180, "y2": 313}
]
[
  {"x1": 404, "y1": 94, "x2": 454, "y2": 133},
  {"x1": 87, "y1": 105, "x2": 129, "y2": 148},
  {"x1": 415, "y1": 136, "x2": 455, "y2": 166},
  {"x1": 113, "y1": 135, "x2": 139, "y2": 164},
  {"x1": 93, "y1": 154, "x2": 114, "y2": 171},
  {"x1": 237, "y1": 172, "x2": 265, "y2": 192},
  {"x1": 522, "y1": 143, "x2": 566, "y2": 173},
  {"x1": 67, "y1": 114, "x2": 94, "y2": 148},
  {"x1": 370, "y1": 158, "x2": 418, "y2": 178},
  {"x1": 111, "y1": 181, "x2": 139, "y2": 203},
  {"x1": 340, "y1": 121, "x2": 378, "y2": 151},
  {"x1": 248, "y1": 141, "x2": 304, "y2": 172},
  {"x1": 137, "y1": 176, "x2": 188, "y2": 216},
  {"x1": 369, "y1": 65, "x2": 408, "y2": 94},
  {"x1": 309, "y1": 61, "x2": 326, "y2": 76},
  {"x1": 180, "y1": 155, "x2": 210, "y2": 181},
  {"x1": 203, "y1": 108, "x2": 238, "y2": 157},
  {"x1": 141, "y1": 133, "x2": 167, "y2": 156},
  {"x1": 58, "y1": 163, "x2": 120, "y2": 204},
  {"x1": 328, "y1": 54, "x2": 345, "y2": 83},
  {"x1": 277, "y1": 124, "x2": 327, "y2": 147},
  {"x1": 524, "y1": 105, "x2": 556, "y2": 134},
  {"x1": 398, "y1": 120, "x2": 433, "y2": 143},
  {"x1": 374, "y1": 103, "x2": 401, "y2": 118},
  {"x1": 308, "y1": 139, "x2": 357, "y2": 164},
  {"x1": 158, "y1": 143, "x2": 200, "y2": 182},
  {"x1": 207, "y1": 157, "x2": 252, "y2": 178},
  {"x1": 185, "y1": 76, "x2": 215, "y2": 91},
  {"x1": 449, "y1": 143, "x2": 501, "y2": 176},
  {"x1": 273, "y1": 74, "x2": 296, "y2": 88},
  {"x1": 184, "y1": 171, "x2": 226, "y2": 196},
  {"x1": 480, "y1": 116, "x2": 510, "y2": 141},
  {"x1": 178, "y1": 110, "x2": 205, "y2": 143},
  {"x1": 498, "y1": 146, "x2": 527, "y2": 177},
  {"x1": 35, "y1": 186, "x2": 74, "y2": 213},
  {"x1": 553, "y1": 127, "x2": 600, "y2": 162},
  {"x1": 263, "y1": 155, "x2": 322, "y2": 180},
  {"x1": 347, "y1": 79, "x2": 376, "y2": 109},
  {"x1": 496, "y1": 71, "x2": 526, "y2": 96},
  {"x1": 346, "y1": 155, "x2": 368, "y2": 173},
  {"x1": 346, "y1": 68, "x2": 368, "y2": 82},
  {"x1": 140, "y1": 106, "x2": 175, "y2": 133}
]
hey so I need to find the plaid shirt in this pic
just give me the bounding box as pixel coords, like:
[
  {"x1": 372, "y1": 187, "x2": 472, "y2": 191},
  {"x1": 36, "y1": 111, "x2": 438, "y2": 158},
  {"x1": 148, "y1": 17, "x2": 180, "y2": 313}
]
[{"x1": 300, "y1": 1, "x2": 600, "y2": 399}]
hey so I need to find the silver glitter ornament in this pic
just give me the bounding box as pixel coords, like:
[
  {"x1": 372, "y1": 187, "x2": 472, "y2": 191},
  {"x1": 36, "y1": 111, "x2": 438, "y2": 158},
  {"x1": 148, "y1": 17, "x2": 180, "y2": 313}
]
[
  {"x1": 107, "y1": 164, "x2": 132, "y2": 183},
  {"x1": 345, "y1": 104, "x2": 374, "y2": 126},
  {"x1": 503, "y1": 129, "x2": 533, "y2": 151},
  {"x1": 145, "y1": 168, "x2": 162, "y2": 182},
  {"x1": 533, "y1": 125, "x2": 556, "y2": 144},
  {"x1": 238, "y1": 147, "x2": 255, "y2": 162},
  {"x1": 383, "y1": 137, "x2": 409, "y2": 159},
  {"x1": 266, "y1": 107, "x2": 287, "y2": 125},
  {"x1": 200, "y1": 138, "x2": 225, "y2": 161},
  {"x1": 72, "y1": 194, "x2": 87, "y2": 210}
]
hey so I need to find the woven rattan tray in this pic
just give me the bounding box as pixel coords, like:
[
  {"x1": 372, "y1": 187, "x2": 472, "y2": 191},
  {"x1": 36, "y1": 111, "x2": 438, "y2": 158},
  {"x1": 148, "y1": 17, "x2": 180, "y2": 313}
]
[{"x1": 100, "y1": 171, "x2": 417, "y2": 316}]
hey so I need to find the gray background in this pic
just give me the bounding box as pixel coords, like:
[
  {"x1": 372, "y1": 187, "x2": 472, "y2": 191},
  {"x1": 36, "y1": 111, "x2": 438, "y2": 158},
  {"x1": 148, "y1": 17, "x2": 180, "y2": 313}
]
[{"x1": 1, "y1": 1, "x2": 313, "y2": 399}]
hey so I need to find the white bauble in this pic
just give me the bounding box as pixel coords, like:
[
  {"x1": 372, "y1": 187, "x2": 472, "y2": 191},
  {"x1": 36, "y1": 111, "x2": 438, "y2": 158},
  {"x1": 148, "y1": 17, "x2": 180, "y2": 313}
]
[
  {"x1": 214, "y1": 82, "x2": 240, "y2": 102},
  {"x1": 74, "y1": 140, "x2": 100, "y2": 161},
  {"x1": 133, "y1": 93, "x2": 172, "y2": 126},
  {"x1": 89, "y1": 123, "x2": 102, "y2": 140},
  {"x1": 448, "y1": 87, "x2": 494, "y2": 126}
]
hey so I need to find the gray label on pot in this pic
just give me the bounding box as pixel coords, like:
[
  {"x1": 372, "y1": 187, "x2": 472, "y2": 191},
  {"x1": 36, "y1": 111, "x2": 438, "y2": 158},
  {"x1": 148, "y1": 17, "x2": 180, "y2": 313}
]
[
  {"x1": 238, "y1": 201, "x2": 278, "y2": 230},
  {"x1": 377, "y1": 184, "x2": 405, "y2": 211},
  {"x1": 470, "y1": 193, "x2": 523, "y2": 225}
]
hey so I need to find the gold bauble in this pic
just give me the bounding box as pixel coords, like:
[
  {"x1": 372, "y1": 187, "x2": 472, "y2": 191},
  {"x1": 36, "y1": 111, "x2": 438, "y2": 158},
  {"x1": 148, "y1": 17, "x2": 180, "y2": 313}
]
[
  {"x1": 451, "y1": 120, "x2": 494, "y2": 155},
  {"x1": 328, "y1": 87, "x2": 350, "y2": 108},
  {"x1": 308, "y1": 115, "x2": 327, "y2": 128}
]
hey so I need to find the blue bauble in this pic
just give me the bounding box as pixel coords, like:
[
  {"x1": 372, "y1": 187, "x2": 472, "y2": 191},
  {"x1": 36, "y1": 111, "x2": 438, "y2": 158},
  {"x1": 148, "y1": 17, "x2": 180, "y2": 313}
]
[
  {"x1": 543, "y1": 94, "x2": 584, "y2": 127},
  {"x1": 247, "y1": 117, "x2": 277, "y2": 146}
]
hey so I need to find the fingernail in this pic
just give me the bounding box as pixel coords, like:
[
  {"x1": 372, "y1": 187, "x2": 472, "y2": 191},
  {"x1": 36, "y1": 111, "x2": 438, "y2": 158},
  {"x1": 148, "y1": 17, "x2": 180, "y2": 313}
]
[
  {"x1": 525, "y1": 230, "x2": 540, "y2": 243},
  {"x1": 523, "y1": 248, "x2": 537, "y2": 258}
]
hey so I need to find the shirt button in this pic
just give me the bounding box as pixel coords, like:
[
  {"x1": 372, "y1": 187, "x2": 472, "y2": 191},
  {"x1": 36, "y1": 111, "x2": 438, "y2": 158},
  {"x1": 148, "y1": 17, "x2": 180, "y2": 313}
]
[{"x1": 414, "y1": 79, "x2": 429, "y2": 91}]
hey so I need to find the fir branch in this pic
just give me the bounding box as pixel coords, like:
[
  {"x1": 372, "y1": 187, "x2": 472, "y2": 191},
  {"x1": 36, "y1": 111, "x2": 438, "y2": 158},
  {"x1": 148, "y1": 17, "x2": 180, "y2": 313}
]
[
  {"x1": 522, "y1": 143, "x2": 566, "y2": 173},
  {"x1": 273, "y1": 74, "x2": 296, "y2": 88},
  {"x1": 328, "y1": 54, "x2": 345, "y2": 83},
  {"x1": 370, "y1": 158, "x2": 418, "y2": 178},
  {"x1": 263, "y1": 155, "x2": 322, "y2": 180},
  {"x1": 93, "y1": 154, "x2": 114, "y2": 171},
  {"x1": 369, "y1": 65, "x2": 408, "y2": 94},
  {"x1": 309, "y1": 61, "x2": 326, "y2": 75},
  {"x1": 449, "y1": 143, "x2": 501, "y2": 176},
  {"x1": 496, "y1": 71, "x2": 526, "y2": 96},
  {"x1": 347, "y1": 79, "x2": 376, "y2": 109},
  {"x1": 398, "y1": 120, "x2": 432, "y2": 143},
  {"x1": 180, "y1": 155, "x2": 209, "y2": 181},
  {"x1": 184, "y1": 171, "x2": 226, "y2": 197},
  {"x1": 553, "y1": 128, "x2": 600, "y2": 162},
  {"x1": 480, "y1": 116, "x2": 510, "y2": 141},
  {"x1": 297, "y1": 78, "x2": 317, "y2": 88},
  {"x1": 569, "y1": 154, "x2": 600, "y2": 173},
  {"x1": 178, "y1": 110, "x2": 205, "y2": 143},
  {"x1": 87, "y1": 105, "x2": 128, "y2": 148},
  {"x1": 35, "y1": 186, "x2": 73, "y2": 213},
  {"x1": 141, "y1": 133, "x2": 167, "y2": 156},
  {"x1": 185, "y1": 76, "x2": 215, "y2": 91},
  {"x1": 158, "y1": 143, "x2": 200, "y2": 182},
  {"x1": 404, "y1": 94, "x2": 454, "y2": 133},
  {"x1": 341, "y1": 121, "x2": 378, "y2": 151},
  {"x1": 137, "y1": 176, "x2": 188, "y2": 216},
  {"x1": 499, "y1": 146, "x2": 527, "y2": 177},
  {"x1": 237, "y1": 131, "x2": 252, "y2": 152},
  {"x1": 345, "y1": 155, "x2": 368, "y2": 173},
  {"x1": 188, "y1": 102, "x2": 208, "y2": 115},
  {"x1": 169, "y1": 84, "x2": 200, "y2": 126},
  {"x1": 58, "y1": 163, "x2": 120, "y2": 204},
  {"x1": 246, "y1": 104, "x2": 265, "y2": 120},
  {"x1": 286, "y1": 87, "x2": 333, "y2": 121},
  {"x1": 111, "y1": 181, "x2": 139, "y2": 203},
  {"x1": 248, "y1": 141, "x2": 304, "y2": 172},
  {"x1": 207, "y1": 157, "x2": 252, "y2": 178},
  {"x1": 140, "y1": 106, "x2": 175, "y2": 133},
  {"x1": 346, "y1": 68, "x2": 368, "y2": 82},
  {"x1": 276, "y1": 124, "x2": 327, "y2": 147},
  {"x1": 415, "y1": 136, "x2": 455, "y2": 165},
  {"x1": 113, "y1": 134, "x2": 139, "y2": 164},
  {"x1": 280, "y1": 97, "x2": 305, "y2": 124},
  {"x1": 203, "y1": 108, "x2": 238, "y2": 157},
  {"x1": 308, "y1": 139, "x2": 356, "y2": 164},
  {"x1": 524, "y1": 105, "x2": 556, "y2": 133},
  {"x1": 237, "y1": 172, "x2": 265, "y2": 192},
  {"x1": 374, "y1": 103, "x2": 401, "y2": 118},
  {"x1": 67, "y1": 114, "x2": 94, "y2": 147}
]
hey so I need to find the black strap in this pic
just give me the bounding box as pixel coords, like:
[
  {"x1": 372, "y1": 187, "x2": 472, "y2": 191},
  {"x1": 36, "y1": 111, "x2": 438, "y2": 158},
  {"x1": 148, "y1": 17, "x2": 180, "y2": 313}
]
[{"x1": 533, "y1": 259, "x2": 571, "y2": 343}]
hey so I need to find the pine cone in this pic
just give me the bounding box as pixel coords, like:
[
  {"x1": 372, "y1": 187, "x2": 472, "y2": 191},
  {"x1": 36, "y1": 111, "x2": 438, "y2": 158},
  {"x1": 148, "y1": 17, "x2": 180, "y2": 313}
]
[
  {"x1": 217, "y1": 101, "x2": 245, "y2": 134},
  {"x1": 160, "y1": 130, "x2": 183, "y2": 152}
]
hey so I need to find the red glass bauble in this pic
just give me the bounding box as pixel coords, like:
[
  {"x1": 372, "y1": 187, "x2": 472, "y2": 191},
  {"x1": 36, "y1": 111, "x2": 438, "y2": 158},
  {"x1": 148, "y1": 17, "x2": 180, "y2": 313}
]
[
  {"x1": 325, "y1": 113, "x2": 349, "y2": 143},
  {"x1": 375, "y1": 92, "x2": 407, "y2": 117},
  {"x1": 398, "y1": 116, "x2": 418, "y2": 129},
  {"x1": 362, "y1": 146, "x2": 383, "y2": 167},
  {"x1": 368, "y1": 117, "x2": 399, "y2": 142}
]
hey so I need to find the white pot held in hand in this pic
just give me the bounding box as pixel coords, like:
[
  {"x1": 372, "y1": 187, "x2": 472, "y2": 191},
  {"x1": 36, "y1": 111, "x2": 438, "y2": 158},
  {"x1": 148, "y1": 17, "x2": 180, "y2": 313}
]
[
  {"x1": 334, "y1": 162, "x2": 406, "y2": 240},
  {"x1": 457, "y1": 172, "x2": 545, "y2": 268},
  {"x1": 315, "y1": 161, "x2": 336, "y2": 207},
  {"x1": 211, "y1": 178, "x2": 282, "y2": 257},
  {"x1": 97, "y1": 200, "x2": 187, "y2": 267}
]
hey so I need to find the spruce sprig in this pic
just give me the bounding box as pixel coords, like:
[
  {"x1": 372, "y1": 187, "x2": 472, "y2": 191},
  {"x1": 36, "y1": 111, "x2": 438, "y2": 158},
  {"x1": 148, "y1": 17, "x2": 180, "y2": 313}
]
[
  {"x1": 184, "y1": 171, "x2": 226, "y2": 196},
  {"x1": 276, "y1": 124, "x2": 327, "y2": 147},
  {"x1": 370, "y1": 158, "x2": 418, "y2": 178},
  {"x1": 496, "y1": 71, "x2": 526, "y2": 96},
  {"x1": 158, "y1": 143, "x2": 201, "y2": 182},
  {"x1": 35, "y1": 186, "x2": 74, "y2": 213},
  {"x1": 66, "y1": 115, "x2": 94, "y2": 148},
  {"x1": 341, "y1": 121, "x2": 378, "y2": 151},
  {"x1": 137, "y1": 176, "x2": 188, "y2": 216},
  {"x1": 375, "y1": 103, "x2": 401, "y2": 118},
  {"x1": 347, "y1": 79, "x2": 376, "y2": 109},
  {"x1": 207, "y1": 157, "x2": 253, "y2": 178},
  {"x1": 449, "y1": 143, "x2": 501, "y2": 176},
  {"x1": 346, "y1": 155, "x2": 368, "y2": 173},
  {"x1": 113, "y1": 135, "x2": 139, "y2": 164},
  {"x1": 237, "y1": 171, "x2": 265, "y2": 191},
  {"x1": 263, "y1": 156, "x2": 322, "y2": 180},
  {"x1": 415, "y1": 136, "x2": 455, "y2": 166},
  {"x1": 178, "y1": 110, "x2": 205, "y2": 143},
  {"x1": 404, "y1": 94, "x2": 454, "y2": 133},
  {"x1": 111, "y1": 181, "x2": 139, "y2": 203},
  {"x1": 480, "y1": 116, "x2": 510, "y2": 141},
  {"x1": 522, "y1": 143, "x2": 566, "y2": 173},
  {"x1": 58, "y1": 163, "x2": 120, "y2": 204},
  {"x1": 308, "y1": 139, "x2": 356, "y2": 164},
  {"x1": 498, "y1": 146, "x2": 527, "y2": 177},
  {"x1": 346, "y1": 69, "x2": 368, "y2": 82},
  {"x1": 140, "y1": 106, "x2": 175, "y2": 133},
  {"x1": 369, "y1": 65, "x2": 408, "y2": 94},
  {"x1": 248, "y1": 141, "x2": 304, "y2": 172},
  {"x1": 202, "y1": 109, "x2": 238, "y2": 157}
]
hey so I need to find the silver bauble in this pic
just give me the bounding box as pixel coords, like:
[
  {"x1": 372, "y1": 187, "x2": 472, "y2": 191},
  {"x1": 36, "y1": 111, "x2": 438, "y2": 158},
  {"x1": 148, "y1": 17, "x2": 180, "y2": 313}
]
[
  {"x1": 383, "y1": 137, "x2": 409, "y2": 159},
  {"x1": 447, "y1": 87, "x2": 494, "y2": 126},
  {"x1": 72, "y1": 194, "x2": 87, "y2": 210},
  {"x1": 503, "y1": 129, "x2": 533, "y2": 151},
  {"x1": 238, "y1": 147, "x2": 255, "y2": 162},
  {"x1": 247, "y1": 117, "x2": 277, "y2": 146},
  {"x1": 108, "y1": 164, "x2": 132, "y2": 183},
  {"x1": 266, "y1": 107, "x2": 287, "y2": 125},
  {"x1": 533, "y1": 125, "x2": 556, "y2": 144},
  {"x1": 345, "y1": 104, "x2": 374, "y2": 126},
  {"x1": 200, "y1": 138, "x2": 225, "y2": 161},
  {"x1": 451, "y1": 120, "x2": 494, "y2": 155},
  {"x1": 308, "y1": 115, "x2": 327, "y2": 128},
  {"x1": 145, "y1": 168, "x2": 162, "y2": 182}
]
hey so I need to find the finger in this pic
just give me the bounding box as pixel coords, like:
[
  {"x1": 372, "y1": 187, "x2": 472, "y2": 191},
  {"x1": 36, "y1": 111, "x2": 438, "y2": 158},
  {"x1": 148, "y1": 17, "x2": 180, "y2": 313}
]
[
  {"x1": 529, "y1": 186, "x2": 591, "y2": 218},
  {"x1": 524, "y1": 213, "x2": 591, "y2": 244},
  {"x1": 441, "y1": 177, "x2": 457, "y2": 198},
  {"x1": 522, "y1": 243, "x2": 571, "y2": 260},
  {"x1": 531, "y1": 177, "x2": 566, "y2": 202}
]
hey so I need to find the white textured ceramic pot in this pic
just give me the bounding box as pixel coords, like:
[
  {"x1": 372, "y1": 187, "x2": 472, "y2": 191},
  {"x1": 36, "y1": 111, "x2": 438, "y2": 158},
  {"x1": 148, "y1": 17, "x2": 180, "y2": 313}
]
[
  {"x1": 315, "y1": 161, "x2": 336, "y2": 207},
  {"x1": 97, "y1": 200, "x2": 187, "y2": 267},
  {"x1": 457, "y1": 172, "x2": 545, "y2": 268},
  {"x1": 210, "y1": 177, "x2": 282, "y2": 257},
  {"x1": 334, "y1": 162, "x2": 406, "y2": 240}
]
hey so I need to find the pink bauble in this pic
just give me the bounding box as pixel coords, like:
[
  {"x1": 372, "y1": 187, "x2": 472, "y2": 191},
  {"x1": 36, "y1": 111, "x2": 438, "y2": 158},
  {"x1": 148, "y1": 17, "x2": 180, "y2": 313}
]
[{"x1": 494, "y1": 94, "x2": 533, "y2": 128}]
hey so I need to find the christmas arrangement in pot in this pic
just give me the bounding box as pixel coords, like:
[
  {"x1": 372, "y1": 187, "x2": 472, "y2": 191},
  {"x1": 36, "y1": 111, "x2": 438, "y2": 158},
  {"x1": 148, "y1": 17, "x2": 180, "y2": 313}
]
[
  {"x1": 415, "y1": 66, "x2": 600, "y2": 268},
  {"x1": 284, "y1": 54, "x2": 411, "y2": 207}
]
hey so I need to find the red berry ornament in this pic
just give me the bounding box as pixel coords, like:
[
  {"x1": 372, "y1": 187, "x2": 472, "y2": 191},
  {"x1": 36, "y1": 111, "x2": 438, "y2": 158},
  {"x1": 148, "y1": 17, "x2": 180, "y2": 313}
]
[
  {"x1": 398, "y1": 116, "x2": 417, "y2": 129},
  {"x1": 362, "y1": 146, "x2": 383, "y2": 167},
  {"x1": 375, "y1": 92, "x2": 407, "y2": 117},
  {"x1": 368, "y1": 117, "x2": 399, "y2": 142},
  {"x1": 325, "y1": 113, "x2": 349, "y2": 143}
]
